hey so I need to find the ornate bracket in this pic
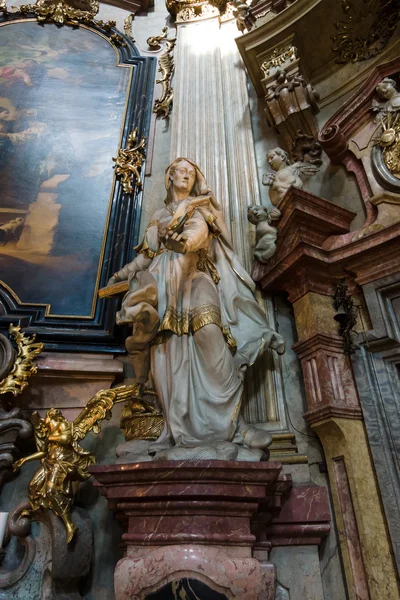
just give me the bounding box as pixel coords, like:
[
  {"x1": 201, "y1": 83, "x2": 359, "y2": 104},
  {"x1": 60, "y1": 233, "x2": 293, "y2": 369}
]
[
  {"x1": 147, "y1": 27, "x2": 176, "y2": 119},
  {"x1": 112, "y1": 128, "x2": 146, "y2": 194}
]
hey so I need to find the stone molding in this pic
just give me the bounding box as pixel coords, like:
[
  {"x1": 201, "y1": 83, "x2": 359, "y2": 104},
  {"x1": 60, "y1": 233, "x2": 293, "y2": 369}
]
[{"x1": 252, "y1": 186, "x2": 400, "y2": 300}]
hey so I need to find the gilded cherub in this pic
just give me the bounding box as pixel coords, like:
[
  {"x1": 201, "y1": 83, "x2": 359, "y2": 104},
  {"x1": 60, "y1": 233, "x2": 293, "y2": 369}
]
[
  {"x1": 13, "y1": 384, "x2": 137, "y2": 543},
  {"x1": 263, "y1": 146, "x2": 321, "y2": 207}
]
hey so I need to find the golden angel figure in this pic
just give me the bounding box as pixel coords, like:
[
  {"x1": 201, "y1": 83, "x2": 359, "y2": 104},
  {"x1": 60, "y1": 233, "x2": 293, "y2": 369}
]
[{"x1": 13, "y1": 384, "x2": 137, "y2": 543}]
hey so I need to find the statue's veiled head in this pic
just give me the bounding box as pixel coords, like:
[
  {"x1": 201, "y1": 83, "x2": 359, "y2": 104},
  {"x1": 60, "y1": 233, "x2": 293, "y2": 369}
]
[{"x1": 165, "y1": 157, "x2": 210, "y2": 202}]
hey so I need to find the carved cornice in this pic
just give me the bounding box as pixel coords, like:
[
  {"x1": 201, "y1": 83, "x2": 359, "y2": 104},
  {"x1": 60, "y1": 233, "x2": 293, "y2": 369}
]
[{"x1": 252, "y1": 186, "x2": 400, "y2": 299}]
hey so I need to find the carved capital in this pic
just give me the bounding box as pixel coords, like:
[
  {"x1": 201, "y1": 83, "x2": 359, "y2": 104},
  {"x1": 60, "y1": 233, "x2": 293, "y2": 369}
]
[{"x1": 166, "y1": 0, "x2": 232, "y2": 23}]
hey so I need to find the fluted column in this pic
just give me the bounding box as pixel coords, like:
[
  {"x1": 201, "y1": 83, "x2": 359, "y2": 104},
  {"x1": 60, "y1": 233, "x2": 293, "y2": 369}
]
[{"x1": 170, "y1": 18, "x2": 259, "y2": 270}]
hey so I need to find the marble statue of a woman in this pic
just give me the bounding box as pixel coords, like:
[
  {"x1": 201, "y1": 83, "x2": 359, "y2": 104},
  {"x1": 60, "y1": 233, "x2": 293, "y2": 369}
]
[{"x1": 107, "y1": 158, "x2": 285, "y2": 460}]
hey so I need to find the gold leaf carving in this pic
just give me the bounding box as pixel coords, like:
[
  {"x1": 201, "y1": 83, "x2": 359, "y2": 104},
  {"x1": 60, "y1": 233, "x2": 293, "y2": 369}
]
[
  {"x1": 0, "y1": 325, "x2": 43, "y2": 397},
  {"x1": 112, "y1": 128, "x2": 146, "y2": 194}
]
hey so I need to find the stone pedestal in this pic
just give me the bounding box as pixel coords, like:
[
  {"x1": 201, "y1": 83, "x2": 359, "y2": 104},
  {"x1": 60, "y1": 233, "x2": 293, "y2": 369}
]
[{"x1": 90, "y1": 461, "x2": 292, "y2": 600}]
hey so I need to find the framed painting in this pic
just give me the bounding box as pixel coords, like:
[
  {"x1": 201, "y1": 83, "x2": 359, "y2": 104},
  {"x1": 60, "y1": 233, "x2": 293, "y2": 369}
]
[{"x1": 0, "y1": 14, "x2": 156, "y2": 351}]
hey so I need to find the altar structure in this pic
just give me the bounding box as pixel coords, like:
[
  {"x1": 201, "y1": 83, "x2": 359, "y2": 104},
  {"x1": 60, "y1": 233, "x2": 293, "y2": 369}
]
[{"x1": 0, "y1": 0, "x2": 400, "y2": 599}]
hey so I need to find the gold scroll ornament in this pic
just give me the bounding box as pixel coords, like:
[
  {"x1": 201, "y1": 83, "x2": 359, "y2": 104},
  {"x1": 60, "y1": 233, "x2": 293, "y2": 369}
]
[
  {"x1": 0, "y1": 325, "x2": 43, "y2": 396},
  {"x1": 113, "y1": 128, "x2": 146, "y2": 194}
]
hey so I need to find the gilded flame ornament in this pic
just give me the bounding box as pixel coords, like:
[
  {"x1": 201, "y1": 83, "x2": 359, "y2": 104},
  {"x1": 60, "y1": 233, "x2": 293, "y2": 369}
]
[
  {"x1": 0, "y1": 325, "x2": 43, "y2": 397},
  {"x1": 13, "y1": 384, "x2": 138, "y2": 544}
]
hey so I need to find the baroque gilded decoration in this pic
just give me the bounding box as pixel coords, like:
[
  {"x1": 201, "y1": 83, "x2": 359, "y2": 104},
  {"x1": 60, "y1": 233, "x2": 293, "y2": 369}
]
[
  {"x1": 331, "y1": 0, "x2": 400, "y2": 64},
  {"x1": 147, "y1": 27, "x2": 176, "y2": 119},
  {"x1": 13, "y1": 384, "x2": 137, "y2": 543},
  {"x1": 120, "y1": 385, "x2": 164, "y2": 440},
  {"x1": 372, "y1": 77, "x2": 400, "y2": 180},
  {"x1": 261, "y1": 45, "x2": 297, "y2": 78},
  {"x1": 0, "y1": 325, "x2": 43, "y2": 396},
  {"x1": 123, "y1": 12, "x2": 135, "y2": 41},
  {"x1": 113, "y1": 128, "x2": 147, "y2": 193}
]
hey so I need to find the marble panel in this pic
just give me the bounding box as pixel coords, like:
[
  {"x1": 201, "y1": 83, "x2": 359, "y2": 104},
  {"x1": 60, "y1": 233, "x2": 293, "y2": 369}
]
[{"x1": 270, "y1": 547, "x2": 324, "y2": 600}]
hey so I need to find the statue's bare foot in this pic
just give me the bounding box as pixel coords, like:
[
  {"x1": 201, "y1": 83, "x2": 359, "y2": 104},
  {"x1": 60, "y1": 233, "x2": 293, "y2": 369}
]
[
  {"x1": 243, "y1": 426, "x2": 273, "y2": 450},
  {"x1": 66, "y1": 522, "x2": 77, "y2": 544}
]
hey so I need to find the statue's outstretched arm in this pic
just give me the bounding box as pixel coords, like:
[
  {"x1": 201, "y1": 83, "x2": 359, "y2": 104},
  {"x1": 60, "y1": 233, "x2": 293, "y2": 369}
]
[
  {"x1": 109, "y1": 253, "x2": 152, "y2": 284},
  {"x1": 13, "y1": 451, "x2": 46, "y2": 470},
  {"x1": 108, "y1": 214, "x2": 161, "y2": 285}
]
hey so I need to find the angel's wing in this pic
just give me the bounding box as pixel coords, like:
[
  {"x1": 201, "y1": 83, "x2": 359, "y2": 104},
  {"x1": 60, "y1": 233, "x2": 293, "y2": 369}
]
[
  {"x1": 72, "y1": 383, "x2": 140, "y2": 441},
  {"x1": 294, "y1": 161, "x2": 320, "y2": 181},
  {"x1": 31, "y1": 410, "x2": 48, "y2": 453}
]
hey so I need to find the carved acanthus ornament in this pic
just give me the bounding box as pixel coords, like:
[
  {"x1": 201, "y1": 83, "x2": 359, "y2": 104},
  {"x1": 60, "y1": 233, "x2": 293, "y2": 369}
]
[
  {"x1": 263, "y1": 61, "x2": 320, "y2": 151},
  {"x1": 147, "y1": 27, "x2": 177, "y2": 119},
  {"x1": 232, "y1": 0, "x2": 255, "y2": 33},
  {"x1": 113, "y1": 128, "x2": 146, "y2": 193},
  {"x1": 0, "y1": 325, "x2": 43, "y2": 397},
  {"x1": 331, "y1": 0, "x2": 400, "y2": 64}
]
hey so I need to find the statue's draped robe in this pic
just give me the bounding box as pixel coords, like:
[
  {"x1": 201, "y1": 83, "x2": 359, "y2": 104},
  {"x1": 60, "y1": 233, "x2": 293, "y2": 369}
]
[{"x1": 119, "y1": 195, "x2": 283, "y2": 447}]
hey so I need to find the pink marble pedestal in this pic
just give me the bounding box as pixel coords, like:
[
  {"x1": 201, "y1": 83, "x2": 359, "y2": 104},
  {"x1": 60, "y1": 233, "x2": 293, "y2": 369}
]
[{"x1": 90, "y1": 460, "x2": 292, "y2": 600}]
